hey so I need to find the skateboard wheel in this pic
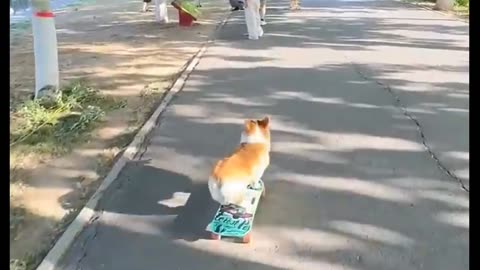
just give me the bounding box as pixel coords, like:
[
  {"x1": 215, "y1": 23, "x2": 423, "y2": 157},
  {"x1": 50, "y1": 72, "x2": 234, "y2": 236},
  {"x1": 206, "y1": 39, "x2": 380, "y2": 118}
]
[
  {"x1": 241, "y1": 233, "x2": 251, "y2": 244},
  {"x1": 210, "y1": 232, "x2": 221, "y2": 240}
]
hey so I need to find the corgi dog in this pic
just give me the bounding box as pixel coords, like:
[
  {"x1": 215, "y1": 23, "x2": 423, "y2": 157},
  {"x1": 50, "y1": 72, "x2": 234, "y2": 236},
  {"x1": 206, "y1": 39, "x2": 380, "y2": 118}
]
[{"x1": 208, "y1": 116, "x2": 271, "y2": 207}]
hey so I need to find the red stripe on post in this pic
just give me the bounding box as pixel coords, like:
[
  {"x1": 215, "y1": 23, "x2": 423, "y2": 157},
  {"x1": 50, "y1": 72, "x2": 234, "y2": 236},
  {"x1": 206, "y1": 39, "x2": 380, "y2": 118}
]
[{"x1": 34, "y1": 11, "x2": 55, "y2": 18}]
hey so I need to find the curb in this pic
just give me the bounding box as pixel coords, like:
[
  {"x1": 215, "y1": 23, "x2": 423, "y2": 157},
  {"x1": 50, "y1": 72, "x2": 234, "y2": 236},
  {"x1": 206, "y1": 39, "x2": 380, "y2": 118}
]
[{"x1": 35, "y1": 12, "x2": 232, "y2": 270}]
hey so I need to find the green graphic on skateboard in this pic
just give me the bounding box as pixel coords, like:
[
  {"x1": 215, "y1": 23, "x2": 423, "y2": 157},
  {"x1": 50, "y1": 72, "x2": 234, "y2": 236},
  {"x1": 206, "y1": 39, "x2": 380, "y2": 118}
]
[
  {"x1": 206, "y1": 179, "x2": 265, "y2": 243},
  {"x1": 171, "y1": 0, "x2": 201, "y2": 20}
]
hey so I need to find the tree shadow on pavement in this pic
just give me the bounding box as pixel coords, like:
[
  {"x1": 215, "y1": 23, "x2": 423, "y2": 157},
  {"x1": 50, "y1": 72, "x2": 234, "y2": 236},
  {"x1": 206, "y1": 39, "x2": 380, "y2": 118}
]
[
  {"x1": 54, "y1": 0, "x2": 468, "y2": 269},
  {"x1": 56, "y1": 62, "x2": 468, "y2": 270}
]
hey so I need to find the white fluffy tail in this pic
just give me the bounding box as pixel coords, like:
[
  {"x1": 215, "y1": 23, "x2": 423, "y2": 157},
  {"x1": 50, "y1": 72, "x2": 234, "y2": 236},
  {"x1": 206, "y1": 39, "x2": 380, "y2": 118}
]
[{"x1": 208, "y1": 177, "x2": 247, "y2": 205}]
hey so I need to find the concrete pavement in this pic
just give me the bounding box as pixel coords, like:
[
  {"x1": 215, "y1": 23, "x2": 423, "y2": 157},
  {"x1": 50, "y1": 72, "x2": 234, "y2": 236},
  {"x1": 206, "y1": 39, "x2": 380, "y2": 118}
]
[{"x1": 56, "y1": 0, "x2": 469, "y2": 269}]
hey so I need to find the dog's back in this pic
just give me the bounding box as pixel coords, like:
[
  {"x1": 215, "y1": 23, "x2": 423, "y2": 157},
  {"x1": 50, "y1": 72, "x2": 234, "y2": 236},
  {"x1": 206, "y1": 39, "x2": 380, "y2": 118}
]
[{"x1": 208, "y1": 117, "x2": 271, "y2": 206}]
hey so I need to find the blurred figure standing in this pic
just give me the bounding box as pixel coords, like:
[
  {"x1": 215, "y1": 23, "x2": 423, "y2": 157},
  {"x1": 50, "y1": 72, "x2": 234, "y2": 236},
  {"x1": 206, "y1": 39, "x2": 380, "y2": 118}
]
[
  {"x1": 244, "y1": 0, "x2": 263, "y2": 40},
  {"x1": 230, "y1": 0, "x2": 245, "y2": 11},
  {"x1": 259, "y1": 0, "x2": 267, "y2": 25},
  {"x1": 290, "y1": 0, "x2": 300, "y2": 10},
  {"x1": 142, "y1": 0, "x2": 151, "y2": 12}
]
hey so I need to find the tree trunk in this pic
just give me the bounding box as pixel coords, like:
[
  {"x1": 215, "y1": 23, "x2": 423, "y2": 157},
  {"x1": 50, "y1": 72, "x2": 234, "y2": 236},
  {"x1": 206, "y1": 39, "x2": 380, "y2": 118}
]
[
  {"x1": 31, "y1": 0, "x2": 59, "y2": 99},
  {"x1": 435, "y1": 0, "x2": 455, "y2": 11}
]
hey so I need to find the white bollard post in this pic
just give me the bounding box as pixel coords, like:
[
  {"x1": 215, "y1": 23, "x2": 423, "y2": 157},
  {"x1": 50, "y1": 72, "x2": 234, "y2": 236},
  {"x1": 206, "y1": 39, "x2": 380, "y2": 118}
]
[
  {"x1": 154, "y1": 0, "x2": 169, "y2": 23},
  {"x1": 31, "y1": 0, "x2": 59, "y2": 99}
]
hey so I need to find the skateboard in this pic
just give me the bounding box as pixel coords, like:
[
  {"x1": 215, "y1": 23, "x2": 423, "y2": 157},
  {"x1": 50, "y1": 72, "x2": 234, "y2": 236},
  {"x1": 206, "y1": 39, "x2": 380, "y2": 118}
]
[{"x1": 206, "y1": 179, "x2": 265, "y2": 243}]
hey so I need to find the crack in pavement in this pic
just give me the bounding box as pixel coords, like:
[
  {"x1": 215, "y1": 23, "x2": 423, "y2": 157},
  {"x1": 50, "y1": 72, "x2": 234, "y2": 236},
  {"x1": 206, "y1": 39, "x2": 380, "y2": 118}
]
[
  {"x1": 347, "y1": 60, "x2": 469, "y2": 193},
  {"x1": 74, "y1": 213, "x2": 103, "y2": 270}
]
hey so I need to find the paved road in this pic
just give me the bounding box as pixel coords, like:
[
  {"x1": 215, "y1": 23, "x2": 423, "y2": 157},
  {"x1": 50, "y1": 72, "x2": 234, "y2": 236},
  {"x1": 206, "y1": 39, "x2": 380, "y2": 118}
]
[{"x1": 57, "y1": 0, "x2": 469, "y2": 269}]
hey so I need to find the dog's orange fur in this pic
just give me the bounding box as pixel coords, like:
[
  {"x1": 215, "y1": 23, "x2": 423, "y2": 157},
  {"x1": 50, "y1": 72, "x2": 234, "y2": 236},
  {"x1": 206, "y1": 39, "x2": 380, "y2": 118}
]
[{"x1": 208, "y1": 116, "x2": 271, "y2": 205}]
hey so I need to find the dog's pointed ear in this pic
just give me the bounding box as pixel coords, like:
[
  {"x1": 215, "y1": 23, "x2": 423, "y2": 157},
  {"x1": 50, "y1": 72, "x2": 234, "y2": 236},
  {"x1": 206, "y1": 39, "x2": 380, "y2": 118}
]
[
  {"x1": 257, "y1": 116, "x2": 270, "y2": 128},
  {"x1": 244, "y1": 119, "x2": 257, "y2": 131}
]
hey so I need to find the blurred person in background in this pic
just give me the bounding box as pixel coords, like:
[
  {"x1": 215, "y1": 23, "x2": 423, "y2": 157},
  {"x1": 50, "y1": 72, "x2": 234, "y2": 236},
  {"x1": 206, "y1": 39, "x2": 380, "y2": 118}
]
[
  {"x1": 260, "y1": 0, "x2": 267, "y2": 25},
  {"x1": 230, "y1": 0, "x2": 245, "y2": 11}
]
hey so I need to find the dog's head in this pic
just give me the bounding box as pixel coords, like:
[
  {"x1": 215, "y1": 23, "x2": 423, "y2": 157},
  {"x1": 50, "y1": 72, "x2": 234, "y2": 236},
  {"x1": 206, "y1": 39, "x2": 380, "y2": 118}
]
[{"x1": 241, "y1": 116, "x2": 271, "y2": 146}]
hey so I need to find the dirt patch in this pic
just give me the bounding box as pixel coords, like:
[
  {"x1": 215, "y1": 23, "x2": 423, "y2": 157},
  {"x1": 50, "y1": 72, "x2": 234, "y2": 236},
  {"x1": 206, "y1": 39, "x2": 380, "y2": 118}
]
[{"x1": 9, "y1": 0, "x2": 229, "y2": 268}]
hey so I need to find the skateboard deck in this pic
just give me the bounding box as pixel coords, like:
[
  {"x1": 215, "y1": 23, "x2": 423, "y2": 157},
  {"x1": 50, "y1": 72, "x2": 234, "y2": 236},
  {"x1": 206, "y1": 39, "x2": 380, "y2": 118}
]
[{"x1": 206, "y1": 179, "x2": 264, "y2": 243}]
